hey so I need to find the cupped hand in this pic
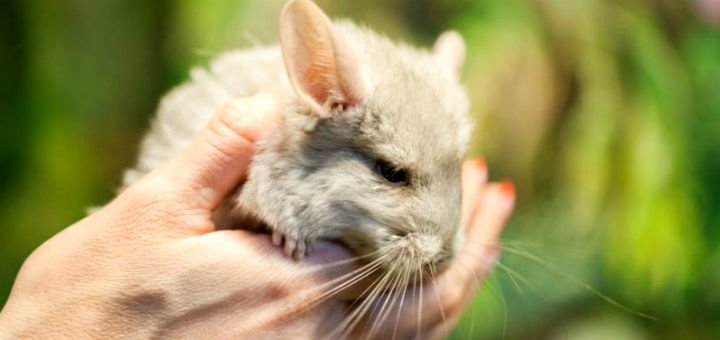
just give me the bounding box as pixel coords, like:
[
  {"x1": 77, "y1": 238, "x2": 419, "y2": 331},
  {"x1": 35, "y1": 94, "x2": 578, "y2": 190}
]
[{"x1": 0, "y1": 92, "x2": 514, "y2": 340}]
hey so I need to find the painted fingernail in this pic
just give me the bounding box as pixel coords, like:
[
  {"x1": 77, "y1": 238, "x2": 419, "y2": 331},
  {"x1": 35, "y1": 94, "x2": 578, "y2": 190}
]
[
  {"x1": 475, "y1": 158, "x2": 488, "y2": 182},
  {"x1": 496, "y1": 179, "x2": 515, "y2": 215},
  {"x1": 498, "y1": 179, "x2": 515, "y2": 198}
]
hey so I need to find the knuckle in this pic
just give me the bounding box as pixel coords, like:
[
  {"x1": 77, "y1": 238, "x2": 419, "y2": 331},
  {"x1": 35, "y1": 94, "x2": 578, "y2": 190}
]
[
  {"x1": 214, "y1": 95, "x2": 275, "y2": 143},
  {"x1": 215, "y1": 101, "x2": 256, "y2": 141},
  {"x1": 203, "y1": 115, "x2": 254, "y2": 164}
]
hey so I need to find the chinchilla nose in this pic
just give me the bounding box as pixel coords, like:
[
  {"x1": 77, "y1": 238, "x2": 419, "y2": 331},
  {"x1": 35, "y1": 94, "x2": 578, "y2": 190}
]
[
  {"x1": 419, "y1": 252, "x2": 452, "y2": 274},
  {"x1": 403, "y1": 233, "x2": 444, "y2": 263}
]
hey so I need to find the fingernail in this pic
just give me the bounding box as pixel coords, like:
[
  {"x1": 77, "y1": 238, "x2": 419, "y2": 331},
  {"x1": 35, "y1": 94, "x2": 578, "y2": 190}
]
[
  {"x1": 475, "y1": 158, "x2": 488, "y2": 182},
  {"x1": 498, "y1": 179, "x2": 515, "y2": 198},
  {"x1": 495, "y1": 179, "x2": 515, "y2": 215},
  {"x1": 475, "y1": 158, "x2": 486, "y2": 171}
]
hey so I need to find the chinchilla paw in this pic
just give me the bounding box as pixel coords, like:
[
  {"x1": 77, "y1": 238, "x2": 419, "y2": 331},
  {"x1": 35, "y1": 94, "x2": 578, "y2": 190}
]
[{"x1": 271, "y1": 231, "x2": 312, "y2": 260}]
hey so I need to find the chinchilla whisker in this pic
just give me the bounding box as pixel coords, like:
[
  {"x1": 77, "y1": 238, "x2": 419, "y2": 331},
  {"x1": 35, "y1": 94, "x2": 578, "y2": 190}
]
[
  {"x1": 452, "y1": 249, "x2": 531, "y2": 297},
  {"x1": 416, "y1": 266, "x2": 424, "y2": 339},
  {"x1": 257, "y1": 258, "x2": 385, "y2": 335},
  {"x1": 360, "y1": 264, "x2": 403, "y2": 338},
  {"x1": 299, "y1": 256, "x2": 387, "y2": 315},
  {"x1": 394, "y1": 268, "x2": 411, "y2": 339},
  {"x1": 409, "y1": 268, "x2": 420, "y2": 339},
  {"x1": 328, "y1": 257, "x2": 389, "y2": 339},
  {"x1": 500, "y1": 239, "x2": 594, "y2": 256},
  {"x1": 495, "y1": 261, "x2": 536, "y2": 296},
  {"x1": 499, "y1": 246, "x2": 658, "y2": 321},
  {"x1": 496, "y1": 275, "x2": 509, "y2": 340},
  {"x1": 466, "y1": 265, "x2": 479, "y2": 339},
  {"x1": 306, "y1": 249, "x2": 384, "y2": 271},
  {"x1": 460, "y1": 238, "x2": 566, "y2": 294},
  {"x1": 359, "y1": 266, "x2": 399, "y2": 339},
  {"x1": 298, "y1": 254, "x2": 383, "y2": 283},
  {"x1": 452, "y1": 261, "x2": 507, "y2": 339},
  {"x1": 428, "y1": 263, "x2": 447, "y2": 325},
  {"x1": 367, "y1": 267, "x2": 405, "y2": 338},
  {"x1": 377, "y1": 266, "x2": 411, "y2": 338},
  {"x1": 328, "y1": 266, "x2": 394, "y2": 339},
  {"x1": 388, "y1": 268, "x2": 411, "y2": 339},
  {"x1": 312, "y1": 256, "x2": 383, "y2": 294},
  {"x1": 391, "y1": 267, "x2": 411, "y2": 340},
  {"x1": 313, "y1": 260, "x2": 384, "y2": 305},
  {"x1": 304, "y1": 256, "x2": 387, "y2": 310}
]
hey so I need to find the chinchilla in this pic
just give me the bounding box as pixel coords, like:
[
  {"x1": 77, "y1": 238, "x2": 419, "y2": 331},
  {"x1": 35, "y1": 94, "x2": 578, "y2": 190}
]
[{"x1": 122, "y1": 0, "x2": 472, "y2": 278}]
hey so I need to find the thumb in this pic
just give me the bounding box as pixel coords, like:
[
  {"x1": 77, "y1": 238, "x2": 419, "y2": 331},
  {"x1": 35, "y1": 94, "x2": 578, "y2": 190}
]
[{"x1": 156, "y1": 92, "x2": 280, "y2": 211}]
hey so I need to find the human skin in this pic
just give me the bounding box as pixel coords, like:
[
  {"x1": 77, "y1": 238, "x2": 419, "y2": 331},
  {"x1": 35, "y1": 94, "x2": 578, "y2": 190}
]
[{"x1": 0, "y1": 93, "x2": 514, "y2": 339}]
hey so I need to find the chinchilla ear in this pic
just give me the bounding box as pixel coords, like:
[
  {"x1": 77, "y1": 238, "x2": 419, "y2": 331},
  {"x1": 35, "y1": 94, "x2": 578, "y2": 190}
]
[
  {"x1": 433, "y1": 30, "x2": 465, "y2": 78},
  {"x1": 279, "y1": 0, "x2": 367, "y2": 115}
]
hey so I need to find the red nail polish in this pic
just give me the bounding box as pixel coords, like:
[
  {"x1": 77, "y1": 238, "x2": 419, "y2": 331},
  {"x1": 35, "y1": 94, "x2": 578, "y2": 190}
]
[
  {"x1": 498, "y1": 179, "x2": 515, "y2": 198},
  {"x1": 475, "y1": 158, "x2": 486, "y2": 170}
]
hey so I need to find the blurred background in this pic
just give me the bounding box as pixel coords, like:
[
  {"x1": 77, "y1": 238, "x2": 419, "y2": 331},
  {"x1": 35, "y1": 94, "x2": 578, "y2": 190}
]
[{"x1": 1, "y1": 0, "x2": 719, "y2": 338}]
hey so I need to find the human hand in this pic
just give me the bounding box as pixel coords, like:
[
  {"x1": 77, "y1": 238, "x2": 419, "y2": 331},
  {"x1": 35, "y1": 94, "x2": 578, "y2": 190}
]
[{"x1": 0, "y1": 91, "x2": 514, "y2": 340}]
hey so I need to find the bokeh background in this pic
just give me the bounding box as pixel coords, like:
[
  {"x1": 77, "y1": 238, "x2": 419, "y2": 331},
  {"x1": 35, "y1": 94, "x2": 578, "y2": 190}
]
[{"x1": 1, "y1": 0, "x2": 719, "y2": 338}]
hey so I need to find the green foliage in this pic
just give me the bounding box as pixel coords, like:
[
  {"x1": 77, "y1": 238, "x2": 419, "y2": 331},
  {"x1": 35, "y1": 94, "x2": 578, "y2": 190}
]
[{"x1": 1, "y1": 0, "x2": 718, "y2": 338}]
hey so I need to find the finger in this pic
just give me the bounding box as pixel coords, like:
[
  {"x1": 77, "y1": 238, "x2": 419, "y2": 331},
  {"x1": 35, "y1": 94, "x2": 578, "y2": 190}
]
[
  {"x1": 427, "y1": 182, "x2": 514, "y2": 328},
  {"x1": 155, "y1": 92, "x2": 280, "y2": 211},
  {"x1": 425, "y1": 182, "x2": 514, "y2": 330},
  {"x1": 461, "y1": 158, "x2": 487, "y2": 228},
  {"x1": 459, "y1": 180, "x2": 514, "y2": 273}
]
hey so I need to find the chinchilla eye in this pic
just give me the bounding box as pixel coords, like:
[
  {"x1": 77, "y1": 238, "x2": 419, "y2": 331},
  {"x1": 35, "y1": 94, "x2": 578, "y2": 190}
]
[{"x1": 375, "y1": 160, "x2": 408, "y2": 184}]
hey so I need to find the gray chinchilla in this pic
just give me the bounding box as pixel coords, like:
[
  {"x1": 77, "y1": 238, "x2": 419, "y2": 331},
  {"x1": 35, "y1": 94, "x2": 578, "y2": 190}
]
[{"x1": 122, "y1": 0, "x2": 472, "y2": 278}]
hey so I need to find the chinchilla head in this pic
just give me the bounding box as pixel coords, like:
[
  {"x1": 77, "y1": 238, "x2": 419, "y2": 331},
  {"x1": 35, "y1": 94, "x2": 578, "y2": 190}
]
[{"x1": 244, "y1": 0, "x2": 472, "y2": 277}]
